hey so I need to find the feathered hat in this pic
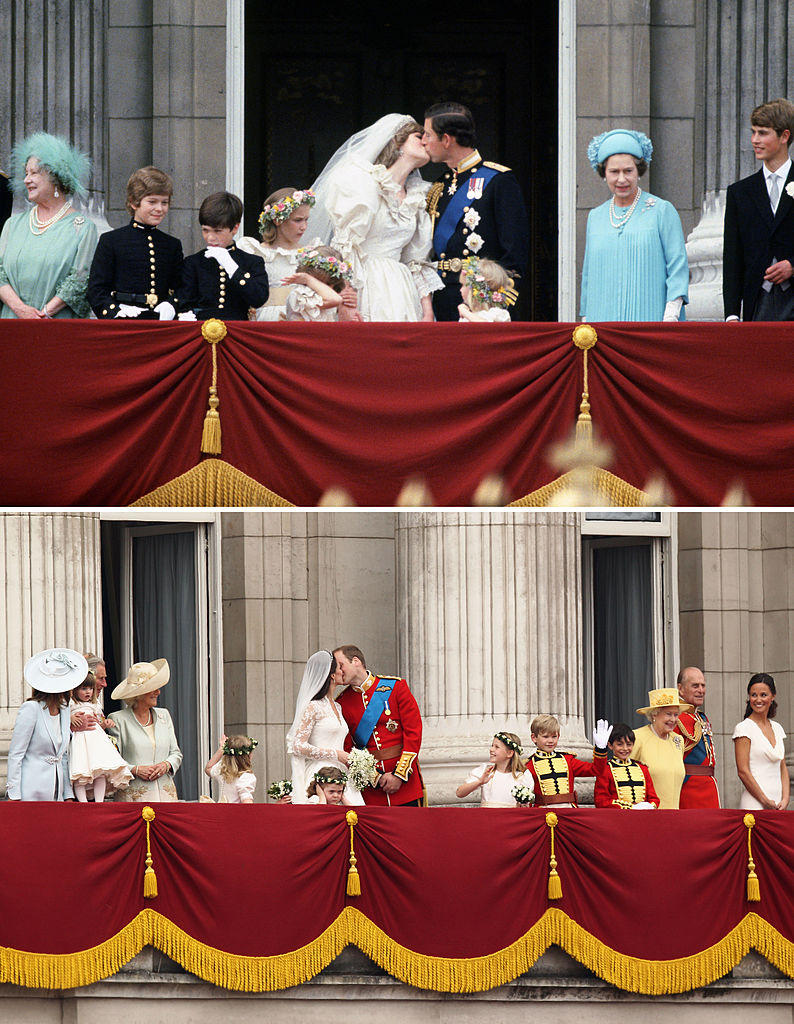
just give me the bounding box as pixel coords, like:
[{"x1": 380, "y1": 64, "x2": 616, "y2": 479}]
[{"x1": 10, "y1": 132, "x2": 91, "y2": 199}]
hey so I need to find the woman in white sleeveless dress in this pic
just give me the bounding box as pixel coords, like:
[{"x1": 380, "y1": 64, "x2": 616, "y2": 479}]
[
  {"x1": 732, "y1": 672, "x2": 789, "y2": 810},
  {"x1": 287, "y1": 650, "x2": 364, "y2": 805},
  {"x1": 309, "y1": 113, "x2": 442, "y2": 321}
]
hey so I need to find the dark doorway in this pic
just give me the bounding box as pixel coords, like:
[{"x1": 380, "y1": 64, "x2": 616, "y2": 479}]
[{"x1": 244, "y1": 3, "x2": 558, "y2": 320}]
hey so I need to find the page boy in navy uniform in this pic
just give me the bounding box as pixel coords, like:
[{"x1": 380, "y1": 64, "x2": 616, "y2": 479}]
[
  {"x1": 422, "y1": 102, "x2": 529, "y2": 321},
  {"x1": 176, "y1": 191, "x2": 268, "y2": 320},
  {"x1": 87, "y1": 166, "x2": 183, "y2": 320}
]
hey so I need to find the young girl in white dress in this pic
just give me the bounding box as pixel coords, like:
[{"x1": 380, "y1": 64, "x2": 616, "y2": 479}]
[
  {"x1": 309, "y1": 113, "x2": 443, "y2": 321},
  {"x1": 458, "y1": 258, "x2": 515, "y2": 322},
  {"x1": 284, "y1": 246, "x2": 351, "y2": 321},
  {"x1": 306, "y1": 766, "x2": 354, "y2": 805},
  {"x1": 204, "y1": 733, "x2": 257, "y2": 803},
  {"x1": 69, "y1": 677, "x2": 133, "y2": 802},
  {"x1": 287, "y1": 650, "x2": 364, "y2": 805},
  {"x1": 456, "y1": 731, "x2": 533, "y2": 807}
]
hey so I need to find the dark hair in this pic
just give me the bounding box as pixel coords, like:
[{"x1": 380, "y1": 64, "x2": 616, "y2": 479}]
[
  {"x1": 312, "y1": 653, "x2": 337, "y2": 701},
  {"x1": 608, "y1": 722, "x2": 635, "y2": 745},
  {"x1": 596, "y1": 156, "x2": 648, "y2": 179},
  {"x1": 424, "y1": 102, "x2": 477, "y2": 148},
  {"x1": 743, "y1": 672, "x2": 778, "y2": 719},
  {"x1": 333, "y1": 644, "x2": 367, "y2": 670},
  {"x1": 199, "y1": 191, "x2": 243, "y2": 230},
  {"x1": 72, "y1": 674, "x2": 98, "y2": 704},
  {"x1": 751, "y1": 98, "x2": 794, "y2": 140},
  {"x1": 28, "y1": 689, "x2": 69, "y2": 712}
]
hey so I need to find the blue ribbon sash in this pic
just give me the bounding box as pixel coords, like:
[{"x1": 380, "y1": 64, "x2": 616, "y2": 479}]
[
  {"x1": 353, "y1": 677, "x2": 397, "y2": 749},
  {"x1": 433, "y1": 165, "x2": 499, "y2": 256}
]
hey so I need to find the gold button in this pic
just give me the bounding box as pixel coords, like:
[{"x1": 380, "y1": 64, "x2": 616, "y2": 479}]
[{"x1": 102, "y1": 309, "x2": 108, "y2": 315}]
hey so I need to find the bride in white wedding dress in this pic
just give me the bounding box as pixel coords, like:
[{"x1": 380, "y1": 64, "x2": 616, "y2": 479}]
[
  {"x1": 309, "y1": 113, "x2": 442, "y2": 322},
  {"x1": 287, "y1": 650, "x2": 364, "y2": 805}
]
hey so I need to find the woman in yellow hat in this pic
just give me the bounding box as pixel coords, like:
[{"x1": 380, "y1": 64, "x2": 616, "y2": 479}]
[{"x1": 631, "y1": 688, "x2": 693, "y2": 809}]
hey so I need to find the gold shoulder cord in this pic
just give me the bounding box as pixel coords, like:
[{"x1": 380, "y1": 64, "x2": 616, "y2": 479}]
[
  {"x1": 426, "y1": 181, "x2": 443, "y2": 222},
  {"x1": 483, "y1": 160, "x2": 510, "y2": 172}
]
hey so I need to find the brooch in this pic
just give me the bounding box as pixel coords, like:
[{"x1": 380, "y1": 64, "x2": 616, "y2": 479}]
[{"x1": 386, "y1": 719, "x2": 398, "y2": 732}]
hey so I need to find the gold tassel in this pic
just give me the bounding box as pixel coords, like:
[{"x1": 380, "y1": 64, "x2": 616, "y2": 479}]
[
  {"x1": 142, "y1": 806, "x2": 158, "y2": 899},
  {"x1": 200, "y1": 318, "x2": 227, "y2": 456},
  {"x1": 545, "y1": 812, "x2": 562, "y2": 900},
  {"x1": 571, "y1": 324, "x2": 598, "y2": 445},
  {"x1": 346, "y1": 810, "x2": 361, "y2": 896},
  {"x1": 744, "y1": 813, "x2": 761, "y2": 902}
]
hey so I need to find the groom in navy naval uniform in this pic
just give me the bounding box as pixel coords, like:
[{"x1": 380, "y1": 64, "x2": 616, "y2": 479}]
[
  {"x1": 422, "y1": 102, "x2": 528, "y2": 321},
  {"x1": 723, "y1": 98, "x2": 794, "y2": 321}
]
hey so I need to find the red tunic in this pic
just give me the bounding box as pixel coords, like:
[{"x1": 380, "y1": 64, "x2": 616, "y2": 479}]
[
  {"x1": 525, "y1": 750, "x2": 596, "y2": 806},
  {"x1": 674, "y1": 710, "x2": 720, "y2": 808},
  {"x1": 337, "y1": 674, "x2": 424, "y2": 806},
  {"x1": 593, "y1": 749, "x2": 660, "y2": 808}
]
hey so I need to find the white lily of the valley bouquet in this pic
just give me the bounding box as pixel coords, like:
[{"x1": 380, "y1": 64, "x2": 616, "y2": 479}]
[
  {"x1": 347, "y1": 748, "x2": 379, "y2": 790},
  {"x1": 511, "y1": 783, "x2": 534, "y2": 806}
]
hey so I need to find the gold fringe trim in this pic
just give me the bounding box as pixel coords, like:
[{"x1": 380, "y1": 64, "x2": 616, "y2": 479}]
[
  {"x1": 510, "y1": 468, "x2": 654, "y2": 507},
  {"x1": 141, "y1": 806, "x2": 158, "y2": 899},
  {"x1": 345, "y1": 810, "x2": 361, "y2": 896},
  {"x1": 743, "y1": 813, "x2": 760, "y2": 902},
  {"x1": 130, "y1": 458, "x2": 293, "y2": 507},
  {"x1": 3, "y1": 908, "x2": 794, "y2": 993}
]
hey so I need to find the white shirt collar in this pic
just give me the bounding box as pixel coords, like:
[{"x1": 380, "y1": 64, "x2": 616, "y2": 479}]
[{"x1": 765, "y1": 157, "x2": 791, "y2": 184}]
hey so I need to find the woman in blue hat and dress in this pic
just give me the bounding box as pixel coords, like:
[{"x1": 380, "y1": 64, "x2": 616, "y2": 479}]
[{"x1": 580, "y1": 129, "x2": 689, "y2": 322}]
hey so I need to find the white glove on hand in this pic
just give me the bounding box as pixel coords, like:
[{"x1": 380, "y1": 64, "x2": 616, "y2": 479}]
[
  {"x1": 154, "y1": 301, "x2": 175, "y2": 321},
  {"x1": 631, "y1": 801, "x2": 655, "y2": 811},
  {"x1": 206, "y1": 246, "x2": 238, "y2": 276},
  {"x1": 177, "y1": 311, "x2": 197, "y2": 321},
  {"x1": 592, "y1": 718, "x2": 612, "y2": 750},
  {"x1": 115, "y1": 303, "x2": 143, "y2": 318}
]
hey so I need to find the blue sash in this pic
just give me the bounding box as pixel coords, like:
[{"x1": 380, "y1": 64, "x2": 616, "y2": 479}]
[
  {"x1": 353, "y1": 677, "x2": 397, "y2": 749},
  {"x1": 433, "y1": 165, "x2": 499, "y2": 255}
]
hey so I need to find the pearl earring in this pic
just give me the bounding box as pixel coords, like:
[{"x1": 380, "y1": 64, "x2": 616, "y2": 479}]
[{"x1": 54, "y1": 188, "x2": 59, "y2": 198}]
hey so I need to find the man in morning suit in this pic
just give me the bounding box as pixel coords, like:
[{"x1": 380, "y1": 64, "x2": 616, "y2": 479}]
[
  {"x1": 723, "y1": 98, "x2": 794, "y2": 321},
  {"x1": 674, "y1": 667, "x2": 720, "y2": 808},
  {"x1": 334, "y1": 644, "x2": 424, "y2": 807},
  {"x1": 422, "y1": 102, "x2": 529, "y2": 321}
]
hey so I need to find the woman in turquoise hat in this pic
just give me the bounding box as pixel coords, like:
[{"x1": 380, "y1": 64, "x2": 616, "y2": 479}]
[{"x1": 580, "y1": 128, "x2": 689, "y2": 322}]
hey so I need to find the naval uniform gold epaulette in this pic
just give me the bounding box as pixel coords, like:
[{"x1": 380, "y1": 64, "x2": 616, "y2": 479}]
[
  {"x1": 426, "y1": 181, "x2": 443, "y2": 218},
  {"x1": 483, "y1": 161, "x2": 510, "y2": 172},
  {"x1": 0, "y1": 170, "x2": 8, "y2": 179}
]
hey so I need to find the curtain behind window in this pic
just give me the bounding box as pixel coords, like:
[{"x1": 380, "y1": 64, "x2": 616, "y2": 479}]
[
  {"x1": 592, "y1": 544, "x2": 654, "y2": 726},
  {"x1": 133, "y1": 532, "x2": 199, "y2": 801}
]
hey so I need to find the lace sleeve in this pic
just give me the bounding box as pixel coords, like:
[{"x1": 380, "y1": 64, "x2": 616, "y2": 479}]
[
  {"x1": 292, "y1": 702, "x2": 338, "y2": 761},
  {"x1": 56, "y1": 216, "x2": 98, "y2": 317}
]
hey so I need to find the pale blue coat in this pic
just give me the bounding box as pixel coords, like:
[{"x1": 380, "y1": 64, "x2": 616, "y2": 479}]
[{"x1": 7, "y1": 700, "x2": 74, "y2": 800}]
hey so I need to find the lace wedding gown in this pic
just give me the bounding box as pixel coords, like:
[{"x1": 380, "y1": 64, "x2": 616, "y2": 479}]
[
  {"x1": 290, "y1": 696, "x2": 364, "y2": 804},
  {"x1": 325, "y1": 157, "x2": 442, "y2": 321}
]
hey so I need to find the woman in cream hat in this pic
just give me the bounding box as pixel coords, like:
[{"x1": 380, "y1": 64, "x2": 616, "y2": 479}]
[
  {"x1": 7, "y1": 648, "x2": 88, "y2": 800},
  {"x1": 106, "y1": 659, "x2": 182, "y2": 802},
  {"x1": 631, "y1": 687, "x2": 692, "y2": 809}
]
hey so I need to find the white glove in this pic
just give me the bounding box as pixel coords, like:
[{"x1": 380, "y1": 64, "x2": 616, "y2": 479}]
[
  {"x1": 177, "y1": 311, "x2": 197, "y2": 321},
  {"x1": 592, "y1": 718, "x2": 612, "y2": 750},
  {"x1": 154, "y1": 301, "x2": 175, "y2": 321},
  {"x1": 115, "y1": 303, "x2": 143, "y2": 318},
  {"x1": 631, "y1": 801, "x2": 655, "y2": 811},
  {"x1": 662, "y1": 297, "x2": 683, "y2": 322},
  {"x1": 205, "y1": 246, "x2": 238, "y2": 276}
]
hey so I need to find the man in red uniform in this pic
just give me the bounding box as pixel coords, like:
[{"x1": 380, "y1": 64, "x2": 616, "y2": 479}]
[
  {"x1": 334, "y1": 645, "x2": 424, "y2": 807},
  {"x1": 674, "y1": 666, "x2": 720, "y2": 808}
]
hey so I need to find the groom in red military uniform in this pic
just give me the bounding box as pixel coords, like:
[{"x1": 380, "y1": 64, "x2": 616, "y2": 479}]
[{"x1": 334, "y1": 645, "x2": 424, "y2": 806}]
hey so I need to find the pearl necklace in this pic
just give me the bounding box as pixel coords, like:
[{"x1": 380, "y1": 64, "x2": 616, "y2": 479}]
[
  {"x1": 29, "y1": 200, "x2": 73, "y2": 235},
  {"x1": 609, "y1": 187, "x2": 642, "y2": 228}
]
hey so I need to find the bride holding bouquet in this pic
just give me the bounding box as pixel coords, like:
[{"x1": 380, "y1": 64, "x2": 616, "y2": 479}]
[{"x1": 287, "y1": 650, "x2": 366, "y2": 805}]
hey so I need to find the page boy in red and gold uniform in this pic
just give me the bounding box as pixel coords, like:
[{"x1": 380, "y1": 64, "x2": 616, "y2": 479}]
[
  {"x1": 525, "y1": 714, "x2": 596, "y2": 808},
  {"x1": 334, "y1": 645, "x2": 423, "y2": 807},
  {"x1": 592, "y1": 720, "x2": 659, "y2": 809}
]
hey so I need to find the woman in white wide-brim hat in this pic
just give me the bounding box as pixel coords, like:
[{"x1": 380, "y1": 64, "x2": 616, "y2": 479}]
[
  {"x1": 106, "y1": 659, "x2": 182, "y2": 802},
  {"x1": 631, "y1": 687, "x2": 693, "y2": 809},
  {"x1": 7, "y1": 648, "x2": 88, "y2": 800}
]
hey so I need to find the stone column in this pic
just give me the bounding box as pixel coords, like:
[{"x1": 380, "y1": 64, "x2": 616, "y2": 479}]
[
  {"x1": 395, "y1": 510, "x2": 585, "y2": 804},
  {"x1": 0, "y1": 512, "x2": 102, "y2": 792},
  {"x1": 686, "y1": 0, "x2": 794, "y2": 319}
]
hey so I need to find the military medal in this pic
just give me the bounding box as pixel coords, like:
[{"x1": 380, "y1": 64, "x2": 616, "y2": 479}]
[
  {"x1": 468, "y1": 177, "x2": 484, "y2": 200},
  {"x1": 386, "y1": 719, "x2": 398, "y2": 732},
  {"x1": 448, "y1": 170, "x2": 458, "y2": 196}
]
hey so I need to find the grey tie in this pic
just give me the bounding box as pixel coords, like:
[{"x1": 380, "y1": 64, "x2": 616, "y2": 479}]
[{"x1": 769, "y1": 174, "x2": 780, "y2": 213}]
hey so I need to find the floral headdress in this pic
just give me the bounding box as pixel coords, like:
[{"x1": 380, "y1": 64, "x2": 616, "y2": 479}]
[
  {"x1": 462, "y1": 258, "x2": 517, "y2": 308},
  {"x1": 314, "y1": 769, "x2": 348, "y2": 786},
  {"x1": 495, "y1": 732, "x2": 523, "y2": 756},
  {"x1": 11, "y1": 131, "x2": 91, "y2": 199},
  {"x1": 223, "y1": 736, "x2": 259, "y2": 757},
  {"x1": 296, "y1": 247, "x2": 353, "y2": 283},
  {"x1": 257, "y1": 189, "x2": 316, "y2": 232}
]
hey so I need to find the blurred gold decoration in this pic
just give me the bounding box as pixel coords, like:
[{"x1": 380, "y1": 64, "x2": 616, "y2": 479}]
[
  {"x1": 396, "y1": 477, "x2": 435, "y2": 506},
  {"x1": 201, "y1": 318, "x2": 227, "y2": 455},
  {"x1": 572, "y1": 323, "x2": 598, "y2": 444},
  {"x1": 131, "y1": 459, "x2": 292, "y2": 507},
  {"x1": 722, "y1": 480, "x2": 753, "y2": 507},
  {"x1": 472, "y1": 473, "x2": 511, "y2": 506},
  {"x1": 317, "y1": 487, "x2": 356, "y2": 506}
]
